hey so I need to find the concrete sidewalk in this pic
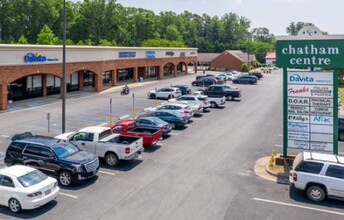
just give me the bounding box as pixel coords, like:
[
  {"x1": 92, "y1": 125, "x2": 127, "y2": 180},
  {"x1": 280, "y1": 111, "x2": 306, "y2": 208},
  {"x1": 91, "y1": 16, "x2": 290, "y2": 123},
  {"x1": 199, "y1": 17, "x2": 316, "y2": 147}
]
[
  {"x1": 1, "y1": 80, "x2": 159, "y2": 113},
  {"x1": 254, "y1": 156, "x2": 290, "y2": 185}
]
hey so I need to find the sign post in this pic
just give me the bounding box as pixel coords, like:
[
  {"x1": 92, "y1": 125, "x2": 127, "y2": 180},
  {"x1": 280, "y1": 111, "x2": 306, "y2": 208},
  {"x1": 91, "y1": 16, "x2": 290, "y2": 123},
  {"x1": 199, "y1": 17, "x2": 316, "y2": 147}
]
[{"x1": 276, "y1": 26, "x2": 344, "y2": 157}]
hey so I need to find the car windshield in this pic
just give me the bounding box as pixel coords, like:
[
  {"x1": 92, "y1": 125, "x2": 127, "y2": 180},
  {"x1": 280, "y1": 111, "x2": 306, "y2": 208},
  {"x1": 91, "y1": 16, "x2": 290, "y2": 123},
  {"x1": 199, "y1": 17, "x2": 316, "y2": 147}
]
[
  {"x1": 53, "y1": 143, "x2": 79, "y2": 158},
  {"x1": 17, "y1": 169, "x2": 48, "y2": 187},
  {"x1": 198, "y1": 97, "x2": 207, "y2": 101}
]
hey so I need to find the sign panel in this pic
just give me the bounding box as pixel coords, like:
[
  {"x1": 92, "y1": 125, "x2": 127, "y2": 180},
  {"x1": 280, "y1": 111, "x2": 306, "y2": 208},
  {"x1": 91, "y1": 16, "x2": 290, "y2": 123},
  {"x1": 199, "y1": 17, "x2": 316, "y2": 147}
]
[
  {"x1": 276, "y1": 40, "x2": 344, "y2": 68},
  {"x1": 286, "y1": 71, "x2": 334, "y2": 152}
]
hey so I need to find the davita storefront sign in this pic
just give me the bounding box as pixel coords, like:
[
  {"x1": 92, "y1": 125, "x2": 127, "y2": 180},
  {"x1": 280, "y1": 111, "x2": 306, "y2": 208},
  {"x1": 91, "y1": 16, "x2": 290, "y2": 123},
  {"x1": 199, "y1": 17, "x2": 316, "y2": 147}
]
[{"x1": 276, "y1": 26, "x2": 344, "y2": 156}]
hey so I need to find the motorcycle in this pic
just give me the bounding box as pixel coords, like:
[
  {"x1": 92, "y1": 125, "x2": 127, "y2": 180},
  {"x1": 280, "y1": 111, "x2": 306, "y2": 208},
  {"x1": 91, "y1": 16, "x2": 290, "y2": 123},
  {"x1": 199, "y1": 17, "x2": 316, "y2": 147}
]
[{"x1": 120, "y1": 86, "x2": 130, "y2": 95}]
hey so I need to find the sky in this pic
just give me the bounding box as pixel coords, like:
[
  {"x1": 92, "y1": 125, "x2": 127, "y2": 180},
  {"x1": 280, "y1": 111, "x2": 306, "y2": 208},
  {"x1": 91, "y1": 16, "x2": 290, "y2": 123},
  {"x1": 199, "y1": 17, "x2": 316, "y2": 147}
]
[{"x1": 108, "y1": 0, "x2": 344, "y2": 36}]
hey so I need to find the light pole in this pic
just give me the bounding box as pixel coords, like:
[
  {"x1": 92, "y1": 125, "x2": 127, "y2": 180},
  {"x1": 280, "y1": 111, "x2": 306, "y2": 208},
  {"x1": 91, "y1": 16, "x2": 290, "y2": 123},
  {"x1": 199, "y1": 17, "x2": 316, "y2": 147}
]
[
  {"x1": 62, "y1": 0, "x2": 66, "y2": 132},
  {"x1": 247, "y1": 31, "x2": 251, "y2": 72}
]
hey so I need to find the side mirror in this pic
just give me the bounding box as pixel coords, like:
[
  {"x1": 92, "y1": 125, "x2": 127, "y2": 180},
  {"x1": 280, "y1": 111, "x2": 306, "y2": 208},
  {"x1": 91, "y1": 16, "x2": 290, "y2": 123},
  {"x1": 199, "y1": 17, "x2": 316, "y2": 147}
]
[{"x1": 49, "y1": 155, "x2": 56, "y2": 160}]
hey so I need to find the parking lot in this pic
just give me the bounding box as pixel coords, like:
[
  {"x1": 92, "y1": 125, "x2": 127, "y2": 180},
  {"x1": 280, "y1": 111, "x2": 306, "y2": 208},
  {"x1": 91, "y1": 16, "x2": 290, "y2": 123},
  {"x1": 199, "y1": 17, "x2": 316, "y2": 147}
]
[{"x1": 1, "y1": 70, "x2": 344, "y2": 219}]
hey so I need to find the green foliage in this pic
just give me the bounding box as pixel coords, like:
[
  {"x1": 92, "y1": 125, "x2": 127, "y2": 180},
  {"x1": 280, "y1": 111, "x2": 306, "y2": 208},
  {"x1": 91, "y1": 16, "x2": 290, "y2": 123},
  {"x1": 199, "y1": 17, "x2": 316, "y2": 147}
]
[
  {"x1": 17, "y1": 35, "x2": 28, "y2": 44},
  {"x1": 241, "y1": 63, "x2": 248, "y2": 72},
  {"x1": 286, "y1": 22, "x2": 314, "y2": 35},
  {"x1": 37, "y1": 25, "x2": 59, "y2": 45},
  {"x1": 141, "y1": 39, "x2": 185, "y2": 47},
  {"x1": 99, "y1": 39, "x2": 117, "y2": 46}
]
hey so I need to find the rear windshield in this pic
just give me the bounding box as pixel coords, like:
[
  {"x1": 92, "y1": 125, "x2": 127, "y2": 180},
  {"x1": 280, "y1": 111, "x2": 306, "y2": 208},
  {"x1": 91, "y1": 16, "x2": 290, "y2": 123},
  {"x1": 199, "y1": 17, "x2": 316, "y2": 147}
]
[
  {"x1": 99, "y1": 129, "x2": 112, "y2": 140},
  {"x1": 17, "y1": 170, "x2": 48, "y2": 187},
  {"x1": 295, "y1": 161, "x2": 324, "y2": 174}
]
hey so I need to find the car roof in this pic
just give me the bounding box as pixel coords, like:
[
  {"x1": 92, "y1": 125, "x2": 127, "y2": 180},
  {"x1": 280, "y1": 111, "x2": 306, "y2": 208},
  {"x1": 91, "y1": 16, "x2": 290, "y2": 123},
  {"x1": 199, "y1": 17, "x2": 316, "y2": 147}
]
[
  {"x1": 303, "y1": 151, "x2": 344, "y2": 164},
  {"x1": 155, "y1": 109, "x2": 183, "y2": 115},
  {"x1": 79, "y1": 126, "x2": 111, "y2": 133},
  {"x1": 161, "y1": 103, "x2": 188, "y2": 107},
  {"x1": 14, "y1": 135, "x2": 60, "y2": 147},
  {"x1": 0, "y1": 165, "x2": 36, "y2": 178}
]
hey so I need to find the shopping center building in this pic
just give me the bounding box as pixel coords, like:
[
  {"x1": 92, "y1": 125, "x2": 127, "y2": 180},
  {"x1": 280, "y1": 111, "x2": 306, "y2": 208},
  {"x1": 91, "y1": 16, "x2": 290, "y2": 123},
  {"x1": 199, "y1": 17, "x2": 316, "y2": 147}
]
[{"x1": 0, "y1": 45, "x2": 198, "y2": 110}]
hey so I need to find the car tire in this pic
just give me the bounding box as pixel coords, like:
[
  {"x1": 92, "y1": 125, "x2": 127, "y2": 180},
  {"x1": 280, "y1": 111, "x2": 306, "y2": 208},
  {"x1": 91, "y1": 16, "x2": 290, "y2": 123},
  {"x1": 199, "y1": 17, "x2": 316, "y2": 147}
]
[
  {"x1": 307, "y1": 185, "x2": 326, "y2": 202},
  {"x1": 59, "y1": 170, "x2": 72, "y2": 187},
  {"x1": 150, "y1": 94, "x2": 156, "y2": 99},
  {"x1": 226, "y1": 95, "x2": 234, "y2": 101},
  {"x1": 168, "y1": 95, "x2": 174, "y2": 99},
  {"x1": 105, "y1": 152, "x2": 119, "y2": 167},
  {"x1": 170, "y1": 123, "x2": 176, "y2": 129},
  {"x1": 9, "y1": 198, "x2": 22, "y2": 213},
  {"x1": 249, "y1": 81, "x2": 254, "y2": 85},
  {"x1": 210, "y1": 102, "x2": 217, "y2": 108},
  {"x1": 339, "y1": 132, "x2": 344, "y2": 141}
]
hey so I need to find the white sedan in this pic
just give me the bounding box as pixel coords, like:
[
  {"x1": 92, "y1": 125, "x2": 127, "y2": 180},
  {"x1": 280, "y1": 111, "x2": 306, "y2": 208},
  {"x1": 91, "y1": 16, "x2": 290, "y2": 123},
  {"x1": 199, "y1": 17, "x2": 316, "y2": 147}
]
[{"x1": 0, "y1": 165, "x2": 59, "y2": 213}]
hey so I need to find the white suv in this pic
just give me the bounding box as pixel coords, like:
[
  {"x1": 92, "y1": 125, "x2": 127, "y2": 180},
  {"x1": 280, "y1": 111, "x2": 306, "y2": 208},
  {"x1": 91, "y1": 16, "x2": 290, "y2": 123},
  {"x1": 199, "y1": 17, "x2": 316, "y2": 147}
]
[
  {"x1": 290, "y1": 151, "x2": 344, "y2": 202},
  {"x1": 148, "y1": 87, "x2": 181, "y2": 100}
]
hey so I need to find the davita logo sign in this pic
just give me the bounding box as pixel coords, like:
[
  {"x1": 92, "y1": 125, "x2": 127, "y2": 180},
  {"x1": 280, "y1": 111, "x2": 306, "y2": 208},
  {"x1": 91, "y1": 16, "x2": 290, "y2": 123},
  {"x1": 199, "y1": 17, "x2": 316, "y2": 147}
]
[{"x1": 289, "y1": 74, "x2": 314, "y2": 83}]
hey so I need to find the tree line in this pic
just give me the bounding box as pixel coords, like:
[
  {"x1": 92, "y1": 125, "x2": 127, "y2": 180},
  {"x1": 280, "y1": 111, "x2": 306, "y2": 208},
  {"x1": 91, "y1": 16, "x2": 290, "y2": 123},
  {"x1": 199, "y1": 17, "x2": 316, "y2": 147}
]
[{"x1": 0, "y1": 0, "x2": 314, "y2": 63}]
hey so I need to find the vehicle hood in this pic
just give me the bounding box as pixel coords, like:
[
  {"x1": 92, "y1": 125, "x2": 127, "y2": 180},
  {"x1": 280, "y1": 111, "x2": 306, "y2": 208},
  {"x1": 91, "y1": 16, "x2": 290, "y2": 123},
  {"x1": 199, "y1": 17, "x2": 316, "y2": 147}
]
[
  {"x1": 61, "y1": 151, "x2": 97, "y2": 165},
  {"x1": 55, "y1": 132, "x2": 77, "y2": 141}
]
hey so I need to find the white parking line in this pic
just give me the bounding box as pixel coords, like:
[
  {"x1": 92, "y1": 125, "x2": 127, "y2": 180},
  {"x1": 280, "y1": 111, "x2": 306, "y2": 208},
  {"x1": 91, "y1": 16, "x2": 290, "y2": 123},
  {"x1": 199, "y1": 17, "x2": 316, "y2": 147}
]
[
  {"x1": 59, "y1": 192, "x2": 78, "y2": 199},
  {"x1": 274, "y1": 144, "x2": 283, "y2": 148},
  {"x1": 169, "y1": 133, "x2": 179, "y2": 136},
  {"x1": 1, "y1": 135, "x2": 10, "y2": 139},
  {"x1": 278, "y1": 134, "x2": 283, "y2": 137},
  {"x1": 98, "y1": 170, "x2": 116, "y2": 176},
  {"x1": 252, "y1": 197, "x2": 344, "y2": 216},
  {"x1": 96, "y1": 123, "x2": 107, "y2": 127}
]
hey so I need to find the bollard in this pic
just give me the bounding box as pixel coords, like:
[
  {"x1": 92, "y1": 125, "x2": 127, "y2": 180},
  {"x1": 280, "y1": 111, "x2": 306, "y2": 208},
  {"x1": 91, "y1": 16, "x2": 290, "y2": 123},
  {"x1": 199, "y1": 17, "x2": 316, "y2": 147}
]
[{"x1": 268, "y1": 149, "x2": 275, "y2": 166}]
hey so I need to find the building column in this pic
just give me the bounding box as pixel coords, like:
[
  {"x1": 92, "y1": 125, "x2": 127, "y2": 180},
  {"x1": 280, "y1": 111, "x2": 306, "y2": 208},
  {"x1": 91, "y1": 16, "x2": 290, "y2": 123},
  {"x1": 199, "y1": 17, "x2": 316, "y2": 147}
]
[
  {"x1": 111, "y1": 69, "x2": 117, "y2": 86},
  {"x1": 0, "y1": 82, "x2": 8, "y2": 110},
  {"x1": 194, "y1": 63, "x2": 198, "y2": 74},
  {"x1": 158, "y1": 65, "x2": 164, "y2": 80},
  {"x1": 78, "y1": 71, "x2": 84, "y2": 91},
  {"x1": 95, "y1": 72, "x2": 102, "y2": 92},
  {"x1": 173, "y1": 65, "x2": 177, "y2": 77},
  {"x1": 42, "y1": 75, "x2": 47, "y2": 97},
  {"x1": 133, "y1": 67, "x2": 138, "y2": 82},
  {"x1": 185, "y1": 63, "x2": 188, "y2": 75}
]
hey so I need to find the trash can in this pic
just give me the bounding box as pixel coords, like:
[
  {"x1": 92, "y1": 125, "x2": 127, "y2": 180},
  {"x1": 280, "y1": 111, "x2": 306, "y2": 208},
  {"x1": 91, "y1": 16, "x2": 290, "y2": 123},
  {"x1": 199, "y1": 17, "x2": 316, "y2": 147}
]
[{"x1": 139, "y1": 77, "x2": 144, "y2": 82}]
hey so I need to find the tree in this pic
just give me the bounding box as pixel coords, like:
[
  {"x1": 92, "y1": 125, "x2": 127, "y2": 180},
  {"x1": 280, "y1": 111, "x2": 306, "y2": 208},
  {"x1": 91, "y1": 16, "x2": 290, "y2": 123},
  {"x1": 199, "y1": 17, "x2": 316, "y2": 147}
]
[
  {"x1": 141, "y1": 39, "x2": 185, "y2": 47},
  {"x1": 286, "y1": 22, "x2": 314, "y2": 35},
  {"x1": 37, "y1": 25, "x2": 59, "y2": 45},
  {"x1": 17, "y1": 35, "x2": 28, "y2": 44},
  {"x1": 165, "y1": 25, "x2": 183, "y2": 42},
  {"x1": 251, "y1": 27, "x2": 274, "y2": 43}
]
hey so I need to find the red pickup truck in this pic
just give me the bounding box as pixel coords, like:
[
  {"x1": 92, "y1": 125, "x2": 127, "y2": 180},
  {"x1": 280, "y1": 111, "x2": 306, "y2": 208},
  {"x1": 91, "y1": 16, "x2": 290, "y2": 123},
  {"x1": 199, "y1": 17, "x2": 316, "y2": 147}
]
[{"x1": 109, "y1": 120, "x2": 162, "y2": 146}]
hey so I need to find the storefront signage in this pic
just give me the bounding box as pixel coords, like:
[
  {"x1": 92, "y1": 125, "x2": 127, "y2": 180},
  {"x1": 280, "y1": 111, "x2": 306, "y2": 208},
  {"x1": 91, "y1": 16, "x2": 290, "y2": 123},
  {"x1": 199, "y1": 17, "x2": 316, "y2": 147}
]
[
  {"x1": 165, "y1": 51, "x2": 175, "y2": 56},
  {"x1": 145, "y1": 50, "x2": 155, "y2": 58},
  {"x1": 180, "y1": 52, "x2": 186, "y2": 57},
  {"x1": 276, "y1": 40, "x2": 344, "y2": 68},
  {"x1": 24, "y1": 52, "x2": 58, "y2": 63},
  {"x1": 119, "y1": 51, "x2": 136, "y2": 58},
  {"x1": 286, "y1": 71, "x2": 334, "y2": 152}
]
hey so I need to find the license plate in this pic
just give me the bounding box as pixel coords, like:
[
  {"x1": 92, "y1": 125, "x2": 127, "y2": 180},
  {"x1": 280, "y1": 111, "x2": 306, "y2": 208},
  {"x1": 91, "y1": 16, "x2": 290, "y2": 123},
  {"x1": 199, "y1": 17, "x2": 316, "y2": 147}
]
[{"x1": 45, "y1": 189, "x2": 51, "y2": 195}]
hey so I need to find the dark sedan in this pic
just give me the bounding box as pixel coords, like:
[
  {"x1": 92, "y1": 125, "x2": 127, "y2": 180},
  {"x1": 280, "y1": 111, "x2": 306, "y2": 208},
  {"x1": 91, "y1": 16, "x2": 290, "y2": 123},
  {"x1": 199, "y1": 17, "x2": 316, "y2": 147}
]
[
  {"x1": 191, "y1": 77, "x2": 219, "y2": 87},
  {"x1": 172, "y1": 85, "x2": 192, "y2": 95},
  {"x1": 137, "y1": 110, "x2": 188, "y2": 129},
  {"x1": 135, "y1": 116, "x2": 172, "y2": 136},
  {"x1": 232, "y1": 75, "x2": 258, "y2": 84}
]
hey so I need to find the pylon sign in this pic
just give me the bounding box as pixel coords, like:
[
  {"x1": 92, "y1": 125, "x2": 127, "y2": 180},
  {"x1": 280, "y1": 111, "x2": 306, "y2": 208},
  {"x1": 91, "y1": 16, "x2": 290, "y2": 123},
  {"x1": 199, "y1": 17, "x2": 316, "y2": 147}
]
[{"x1": 276, "y1": 26, "x2": 344, "y2": 156}]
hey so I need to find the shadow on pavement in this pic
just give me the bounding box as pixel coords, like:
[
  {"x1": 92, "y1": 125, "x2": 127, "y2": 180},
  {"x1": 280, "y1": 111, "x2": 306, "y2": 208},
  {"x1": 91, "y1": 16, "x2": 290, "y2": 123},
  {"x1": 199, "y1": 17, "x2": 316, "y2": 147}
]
[
  {"x1": 99, "y1": 159, "x2": 143, "y2": 172},
  {"x1": 144, "y1": 144, "x2": 162, "y2": 153}
]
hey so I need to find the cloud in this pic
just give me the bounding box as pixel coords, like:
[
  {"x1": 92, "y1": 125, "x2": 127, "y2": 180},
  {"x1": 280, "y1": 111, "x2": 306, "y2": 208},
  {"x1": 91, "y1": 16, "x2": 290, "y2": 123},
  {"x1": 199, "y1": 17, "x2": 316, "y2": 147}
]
[{"x1": 234, "y1": 0, "x2": 244, "y2": 5}]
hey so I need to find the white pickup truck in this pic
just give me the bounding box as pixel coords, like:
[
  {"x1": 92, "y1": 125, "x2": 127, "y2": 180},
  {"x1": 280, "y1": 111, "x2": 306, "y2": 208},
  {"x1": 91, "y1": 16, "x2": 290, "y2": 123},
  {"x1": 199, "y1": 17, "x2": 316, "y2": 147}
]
[{"x1": 55, "y1": 126, "x2": 144, "y2": 167}]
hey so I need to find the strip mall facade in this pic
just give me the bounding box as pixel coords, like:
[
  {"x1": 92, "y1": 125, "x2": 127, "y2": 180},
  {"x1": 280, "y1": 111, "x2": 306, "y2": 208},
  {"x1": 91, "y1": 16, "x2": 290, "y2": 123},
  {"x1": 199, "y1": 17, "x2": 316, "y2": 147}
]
[{"x1": 0, "y1": 45, "x2": 198, "y2": 110}]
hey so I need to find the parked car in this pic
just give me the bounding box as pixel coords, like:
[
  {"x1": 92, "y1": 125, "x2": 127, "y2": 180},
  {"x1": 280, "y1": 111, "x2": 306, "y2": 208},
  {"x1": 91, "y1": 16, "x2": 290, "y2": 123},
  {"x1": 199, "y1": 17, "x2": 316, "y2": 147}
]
[
  {"x1": 172, "y1": 85, "x2": 191, "y2": 95},
  {"x1": 162, "y1": 101, "x2": 203, "y2": 116},
  {"x1": 135, "y1": 117, "x2": 172, "y2": 136},
  {"x1": 0, "y1": 165, "x2": 59, "y2": 213},
  {"x1": 290, "y1": 151, "x2": 344, "y2": 202},
  {"x1": 109, "y1": 120, "x2": 162, "y2": 146},
  {"x1": 191, "y1": 77, "x2": 220, "y2": 87},
  {"x1": 144, "y1": 103, "x2": 194, "y2": 121},
  {"x1": 56, "y1": 126, "x2": 144, "y2": 167},
  {"x1": 137, "y1": 110, "x2": 188, "y2": 129},
  {"x1": 170, "y1": 95, "x2": 211, "y2": 110},
  {"x1": 148, "y1": 87, "x2": 182, "y2": 99},
  {"x1": 202, "y1": 84, "x2": 241, "y2": 101},
  {"x1": 5, "y1": 132, "x2": 99, "y2": 186},
  {"x1": 249, "y1": 72, "x2": 263, "y2": 79},
  {"x1": 232, "y1": 75, "x2": 258, "y2": 84}
]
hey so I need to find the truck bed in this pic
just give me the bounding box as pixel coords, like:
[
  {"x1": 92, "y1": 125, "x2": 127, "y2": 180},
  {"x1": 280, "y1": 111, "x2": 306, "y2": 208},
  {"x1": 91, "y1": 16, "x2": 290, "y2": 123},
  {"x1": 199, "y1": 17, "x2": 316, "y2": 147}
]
[
  {"x1": 102, "y1": 134, "x2": 141, "y2": 144},
  {"x1": 130, "y1": 127, "x2": 160, "y2": 134}
]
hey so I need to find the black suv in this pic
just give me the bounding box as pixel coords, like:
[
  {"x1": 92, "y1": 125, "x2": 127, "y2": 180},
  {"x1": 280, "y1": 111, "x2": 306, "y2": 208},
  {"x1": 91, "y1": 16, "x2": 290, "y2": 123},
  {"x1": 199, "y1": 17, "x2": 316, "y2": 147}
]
[
  {"x1": 4, "y1": 132, "x2": 99, "y2": 186},
  {"x1": 339, "y1": 116, "x2": 344, "y2": 141}
]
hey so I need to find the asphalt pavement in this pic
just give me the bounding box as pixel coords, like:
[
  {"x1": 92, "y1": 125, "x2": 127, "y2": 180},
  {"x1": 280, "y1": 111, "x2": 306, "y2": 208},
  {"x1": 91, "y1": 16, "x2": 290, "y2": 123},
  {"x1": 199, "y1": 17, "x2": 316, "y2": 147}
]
[{"x1": 1, "y1": 71, "x2": 344, "y2": 220}]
